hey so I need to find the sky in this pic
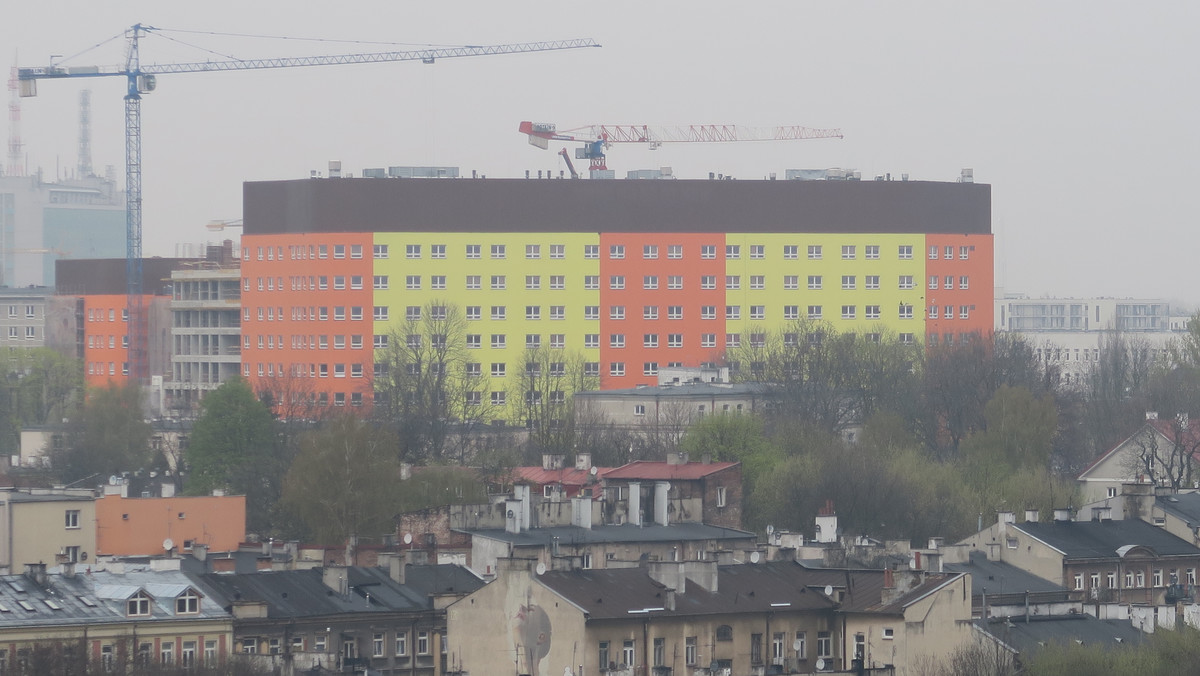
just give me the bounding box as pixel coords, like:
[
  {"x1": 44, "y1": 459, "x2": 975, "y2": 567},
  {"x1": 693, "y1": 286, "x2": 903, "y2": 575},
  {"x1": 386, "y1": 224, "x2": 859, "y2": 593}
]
[{"x1": 3, "y1": 2, "x2": 1197, "y2": 303}]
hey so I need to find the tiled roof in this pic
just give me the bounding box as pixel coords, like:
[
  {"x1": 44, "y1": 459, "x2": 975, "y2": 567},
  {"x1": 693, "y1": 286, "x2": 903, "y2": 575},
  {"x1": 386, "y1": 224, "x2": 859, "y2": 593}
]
[
  {"x1": 603, "y1": 461, "x2": 739, "y2": 481},
  {"x1": 1016, "y1": 519, "x2": 1200, "y2": 559},
  {"x1": 510, "y1": 467, "x2": 612, "y2": 487}
]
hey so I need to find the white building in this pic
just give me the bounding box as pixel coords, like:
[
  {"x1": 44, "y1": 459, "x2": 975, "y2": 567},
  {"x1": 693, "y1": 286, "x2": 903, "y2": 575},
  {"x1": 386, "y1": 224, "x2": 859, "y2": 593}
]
[{"x1": 164, "y1": 244, "x2": 241, "y2": 412}]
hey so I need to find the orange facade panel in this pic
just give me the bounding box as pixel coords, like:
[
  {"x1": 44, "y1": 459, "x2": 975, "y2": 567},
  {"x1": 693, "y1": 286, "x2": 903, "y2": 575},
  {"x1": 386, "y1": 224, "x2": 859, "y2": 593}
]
[
  {"x1": 82, "y1": 295, "x2": 132, "y2": 387},
  {"x1": 95, "y1": 493, "x2": 246, "y2": 556},
  {"x1": 598, "y1": 233, "x2": 727, "y2": 388},
  {"x1": 924, "y1": 234, "x2": 994, "y2": 343},
  {"x1": 241, "y1": 234, "x2": 375, "y2": 410}
]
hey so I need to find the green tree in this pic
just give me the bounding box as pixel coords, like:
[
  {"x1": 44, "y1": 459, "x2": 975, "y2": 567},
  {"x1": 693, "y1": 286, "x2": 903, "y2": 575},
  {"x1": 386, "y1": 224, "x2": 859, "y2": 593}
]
[
  {"x1": 280, "y1": 415, "x2": 402, "y2": 543},
  {"x1": 0, "y1": 348, "x2": 82, "y2": 456},
  {"x1": 52, "y1": 382, "x2": 151, "y2": 483},
  {"x1": 184, "y1": 377, "x2": 280, "y2": 532}
]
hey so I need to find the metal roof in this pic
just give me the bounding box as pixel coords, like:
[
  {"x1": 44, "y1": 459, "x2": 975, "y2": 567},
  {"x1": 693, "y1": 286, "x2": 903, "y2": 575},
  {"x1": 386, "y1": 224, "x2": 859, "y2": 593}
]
[
  {"x1": 945, "y1": 551, "x2": 1064, "y2": 596},
  {"x1": 973, "y1": 614, "x2": 1144, "y2": 654},
  {"x1": 602, "y1": 461, "x2": 740, "y2": 481},
  {"x1": 1156, "y1": 492, "x2": 1200, "y2": 526},
  {"x1": 1015, "y1": 519, "x2": 1200, "y2": 560}
]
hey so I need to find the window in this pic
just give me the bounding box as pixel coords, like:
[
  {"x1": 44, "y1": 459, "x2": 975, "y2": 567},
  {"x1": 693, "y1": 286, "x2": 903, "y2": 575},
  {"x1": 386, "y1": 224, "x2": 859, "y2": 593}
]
[
  {"x1": 684, "y1": 636, "x2": 698, "y2": 665},
  {"x1": 491, "y1": 363, "x2": 507, "y2": 378},
  {"x1": 817, "y1": 632, "x2": 832, "y2": 660},
  {"x1": 610, "y1": 275, "x2": 625, "y2": 290},
  {"x1": 585, "y1": 334, "x2": 600, "y2": 348},
  {"x1": 653, "y1": 637, "x2": 665, "y2": 667},
  {"x1": 701, "y1": 275, "x2": 716, "y2": 290},
  {"x1": 929, "y1": 305, "x2": 939, "y2": 320},
  {"x1": 466, "y1": 244, "x2": 481, "y2": 259},
  {"x1": 643, "y1": 334, "x2": 659, "y2": 348},
  {"x1": 865, "y1": 244, "x2": 880, "y2": 259},
  {"x1": 584, "y1": 244, "x2": 599, "y2": 259},
  {"x1": 583, "y1": 275, "x2": 600, "y2": 290},
  {"x1": 161, "y1": 641, "x2": 175, "y2": 665},
  {"x1": 842, "y1": 275, "x2": 856, "y2": 290},
  {"x1": 750, "y1": 306, "x2": 765, "y2": 320},
  {"x1": 526, "y1": 334, "x2": 541, "y2": 349},
  {"x1": 795, "y1": 631, "x2": 807, "y2": 659},
  {"x1": 898, "y1": 275, "x2": 915, "y2": 289},
  {"x1": 431, "y1": 275, "x2": 446, "y2": 290},
  {"x1": 550, "y1": 275, "x2": 565, "y2": 290},
  {"x1": 808, "y1": 305, "x2": 823, "y2": 320},
  {"x1": 960, "y1": 275, "x2": 970, "y2": 289},
  {"x1": 417, "y1": 631, "x2": 430, "y2": 655},
  {"x1": 65, "y1": 510, "x2": 80, "y2": 529},
  {"x1": 333, "y1": 244, "x2": 346, "y2": 259},
  {"x1": 960, "y1": 305, "x2": 971, "y2": 320},
  {"x1": 643, "y1": 275, "x2": 658, "y2": 290},
  {"x1": 550, "y1": 306, "x2": 565, "y2": 320},
  {"x1": 599, "y1": 642, "x2": 610, "y2": 670},
  {"x1": 373, "y1": 275, "x2": 389, "y2": 290},
  {"x1": 751, "y1": 633, "x2": 763, "y2": 665},
  {"x1": 175, "y1": 591, "x2": 199, "y2": 614},
  {"x1": 960, "y1": 245, "x2": 970, "y2": 259},
  {"x1": 526, "y1": 275, "x2": 541, "y2": 290},
  {"x1": 701, "y1": 244, "x2": 717, "y2": 259},
  {"x1": 491, "y1": 275, "x2": 506, "y2": 290},
  {"x1": 702, "y1": 333, "x2": 716, "y2": 348},
  {"x1": 750, "y1": 275, "x2": 765, "y2": 289},
  {"x1": 607, "y1": 306, "x2": 625, "y2": 320},
  {"x1": 525, "y1": 306, "x2": 541, "y2": 321},
  {"x1": 929, "y1": 275, "x2": 939, "y2": 290},
  {"x1": 899, "y1": 304, "x2": 914, "y2": 319},
  {"x1": 726, "y1": 306, "x2": 740, "y2": 320},
  {"x1": 749, "y1": 244, "x2": 765, "y2": 259},
  {"x1": 928, "y1": 245, "x2": 939, "y2": 259},
  {"x1": 726, "y1": 275, "x2": 740, "y2": 290},
  {"x1": 549, "y1": 244, "x2": 565, "y2": 259},
  {"x1": 491, "y1": 334, "x2": 506, "y2": 349},
  {"x1": 464, "y1": 275, "x2": 481, "y2": 290},
  {"x1": 467, "y1": 335, "x2": 481, "y2": 349},
  {"x1": 405, "y1": 244, "x2": 421, "y2": 259},
  {"x1": 1074, "y1": 573, "x2": 1084, "y2": 590},
  {"x1": 898, "y1": 244, "x2": 913, "y2": 259},
  {"x1": 350, "y1": 244, "x2": 363, "y2": 259},
  {"x1": 643, "y1": 306, "x2": 659, "y2": 320},
  {"x1": 550, "y1": 334, "x2": 565, "y2": 348},
  {"x1": 716, "y1": 625, "x2": 733, "y2": 641},
  {"x1": 128, "y1": 592, "x2": 151, "y2": 616},
  {"x1": 525, "y1": 244, "x2": 541, "y2": 259},
  {"x1": 784, "y1": 305, "x2": 799, "y2": 320},
  {"x1": 841, "y1": 305, "x2": 856, "y2": 319},
  {"x1": 622, "y1": 640, "x2": 635, "y2": 667},
  {"x1": 668, "y1": 275, "x2": 683, "y2": 290},
  {"x1": 865, "y1": 305, "x2": 881, "y2": 320},
  {"x1": 669, "y1": 333, "x2": 683, "y2": 348},
  {"x1": 726, "y1": 244, "x2": 740, "y2": 259},
  {"x1": 585, "y1": 306, "x2": 600, "y2": 320},
  {"x1": 610, "y1": 362, "x2": 625, "y2": 377},
  {"x1": 609, "y1": 244, "x2": 625, "y2": 259},
  {"x1": 396, "y1": 632, "x2": 407, "y2": 656},
  {"x1": 701, "y1": 305, "x2": 716, "y2": 320},
  {"x1": 841, "y1": 245, "x2": 855, "y2": 259},
  {"x1": 803, "y1": 275, "x2": 822, "y2": 290},
  {"x1": 491, "y1": 244, "x2": 506, "y2": 259},
  {"x1": 945, "y1": 275, "x2": 954, "y2": 289},
  {"x1": 610, "y1": 334, "x2": 626, "y2": 348}
]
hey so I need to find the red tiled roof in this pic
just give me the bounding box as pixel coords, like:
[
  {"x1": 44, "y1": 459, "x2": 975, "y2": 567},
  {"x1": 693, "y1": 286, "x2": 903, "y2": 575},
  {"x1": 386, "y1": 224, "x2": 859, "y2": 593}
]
[
  {"x1": 603, "y1": 460, "x2": 739, "y2": 480},
  {"x1": 510, "y1": 467, "x2": 613, "y2": 486}
]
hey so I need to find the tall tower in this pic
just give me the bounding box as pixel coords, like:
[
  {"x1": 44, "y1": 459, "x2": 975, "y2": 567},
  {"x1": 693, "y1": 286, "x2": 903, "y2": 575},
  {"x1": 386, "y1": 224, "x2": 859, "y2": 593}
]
[
  {"x1": 78, "y1": 89, "x2": 93, "y2": 178},
  {"x1": 6, "y1": 63, "x2": 23, "y2": 177}
]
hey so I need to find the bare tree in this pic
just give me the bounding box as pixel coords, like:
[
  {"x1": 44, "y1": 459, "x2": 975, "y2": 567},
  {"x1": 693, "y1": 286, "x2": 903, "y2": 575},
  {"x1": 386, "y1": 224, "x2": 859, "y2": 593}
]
[
  {"x1": 517, "y1": 346, "x2": 598, "y2": 458},
  {"x1": 1124, "y1": 414, "x2": 1199, "y2": 490}
]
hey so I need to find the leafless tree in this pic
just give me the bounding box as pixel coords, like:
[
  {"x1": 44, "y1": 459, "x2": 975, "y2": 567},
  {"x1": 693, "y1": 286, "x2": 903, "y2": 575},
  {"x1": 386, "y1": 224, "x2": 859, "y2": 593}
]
[
  {"x1": 517, "y1": 346, "x2": 598, "y2": 458},
  {"x1": 1124, "y1": 414, "x2": 1199, "y2": 490}
]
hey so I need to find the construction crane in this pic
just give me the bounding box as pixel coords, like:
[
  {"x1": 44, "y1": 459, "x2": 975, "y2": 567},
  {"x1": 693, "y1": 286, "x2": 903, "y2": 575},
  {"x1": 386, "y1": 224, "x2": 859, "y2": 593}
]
[
  {"x1": 18, "y1": 25, "x2": 600, "y2": 382},
  {"x1": 519, "y1": 120, "x2": 843, "y2": 174}
]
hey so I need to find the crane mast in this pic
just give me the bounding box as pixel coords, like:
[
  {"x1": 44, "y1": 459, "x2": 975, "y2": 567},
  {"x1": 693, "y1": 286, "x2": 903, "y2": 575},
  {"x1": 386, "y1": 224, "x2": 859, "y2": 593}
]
[{"x1": 19, "y1": 25, "x2": 599, "y2": 382}]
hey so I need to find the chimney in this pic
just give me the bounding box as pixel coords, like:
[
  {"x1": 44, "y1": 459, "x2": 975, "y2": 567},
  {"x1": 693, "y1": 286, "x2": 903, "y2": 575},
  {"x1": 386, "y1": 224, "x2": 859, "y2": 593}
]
[
  {"x1": 212, "y1": 556, "x2": 236, "y2": 573},
  {"x1": 1146, "y1": 411, "x2": 1159, "y2": 420},
  {"x1": 575, "y1": 453, "x2": 593, "y2": 471},
  {"x1": 1025, "y1": 509, "x2": 1040, "y2": 524},
  {"x1": 256, "y1": 557, "x2": 273, "y2": 571},
  {"x1": 881, "y1": 568, "x2": 904, "y2": 605},
  {"x1": 1094, "y1": 506, "x2": 1113, "y2": 522},
  {"x1": 192, "y1": 544, "x2": 209, "y2": 561},
  {"x1": 514, "y1": 485, "x2": 532, "y2": 530},
  {"x1": 542, "y1": 454, "x2": 565, "y2": 470},
  {"x1": 344, "y1": 534, "x2": 358, "y2": 566},
  {"x1": 665, "y1": 589, "x2": 676, "y2": 611},
  {"x1": 572, "y1": 496, "x2": 593, "y2": 530},
  {"x1": 927, "y1": 537, "x2": 944, "y2": 550},
  {"x1": 1053, "y1": 508, "x2": 1072, "y2": 522},
  {"x1": 62, "y1": 562, "x2": 76, "y2": 579},
  {"x1": 628, "y1": 482, "x2": 642, "y2": 526},
  {"x1": 505, "y1": 499, "x2": 523, "y2": 534},
  {"x1": 389, "y1": 550, "x2": 409, "y2": 585},
  {"x1": 322, "y1": 566, "x2": 349, "y2": 595},
  {"x1": 23, "y1": 563, "x2": 47, "y2": 587},
  {"x1": 997, "y1": 511, "x2": 1015, "y2": 536},
  {"x1": 815, "y1": 500, "x2": 838, "y2": 543},
  {"x1": 654, "y1": 481, "x2": 670, "y2": 527}
]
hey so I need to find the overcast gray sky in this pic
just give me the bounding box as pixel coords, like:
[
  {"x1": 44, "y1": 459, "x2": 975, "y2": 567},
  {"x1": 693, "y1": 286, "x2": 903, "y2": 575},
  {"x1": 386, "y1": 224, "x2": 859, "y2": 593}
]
[{"x1": 5, "y1": 2, "x2": 1197, "y2": 302}]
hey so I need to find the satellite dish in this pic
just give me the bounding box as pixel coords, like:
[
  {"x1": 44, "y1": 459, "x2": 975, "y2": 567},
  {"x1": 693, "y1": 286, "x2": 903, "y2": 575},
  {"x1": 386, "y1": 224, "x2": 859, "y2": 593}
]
[
  {"x1": 589, "y1": 466, "x2": 598, "y2": 476},
  {"x1": 824, "y1": 585, "x2": 834, "y2": 597},
  {"x1": 162, "y1": 538, "x2": 175, "y2": 552},
  {"x1": 108, "y1": 475, "x2": 119, "y2": 485},
  {"x1": 535, "y1": 562, "x2": 547, "y2": 576},
  {"x1": 749, "y1": 551, "x2": 761, "y2": 564},
  {"x1": 507, "y1": 510, "x2": 516, "y2": 519},
  {"x1": 792, "y1": 639, "x2": 803, "y2": 652},
  {"x1": 816, "y1": 658, "x2": 827, "y2": 671},
  {"x1": 402, "y1": 533, "x2": 413, "y2": 545},
  {"x1": 766, "y1": 524, "x2": 774, "y2": 536}
]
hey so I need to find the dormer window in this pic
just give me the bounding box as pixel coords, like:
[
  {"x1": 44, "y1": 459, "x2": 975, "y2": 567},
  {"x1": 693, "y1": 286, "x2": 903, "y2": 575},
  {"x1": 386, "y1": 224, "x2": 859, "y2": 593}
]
[
  {"x1": 176, "y1": 590, "x2": 200, "y2": 614},
  {"x1": 128, "y1": 591, "x2": 151, "y2": 617}
]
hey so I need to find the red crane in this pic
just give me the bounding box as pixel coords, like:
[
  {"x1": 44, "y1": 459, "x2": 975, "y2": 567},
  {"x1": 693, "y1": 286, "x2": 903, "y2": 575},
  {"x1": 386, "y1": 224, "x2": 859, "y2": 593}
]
[{"x1": 519, "y1": 120, "x2": 843, "y2": 174}]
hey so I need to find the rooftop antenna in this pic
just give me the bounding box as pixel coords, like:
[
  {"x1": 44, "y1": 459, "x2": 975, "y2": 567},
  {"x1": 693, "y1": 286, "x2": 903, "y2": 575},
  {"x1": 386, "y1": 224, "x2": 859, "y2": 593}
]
[
  {"x1": 78, "y1": 89, "x2": 93, "y2": 178},
  {"x1": 7, "y1": 59, "x2": 24, "y2": 176}
]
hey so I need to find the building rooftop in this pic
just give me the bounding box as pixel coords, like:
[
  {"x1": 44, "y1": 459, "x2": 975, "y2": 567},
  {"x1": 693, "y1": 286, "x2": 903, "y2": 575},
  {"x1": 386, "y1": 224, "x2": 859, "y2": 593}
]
[
  {"x1": 463, "y1": 522, "x2": 755, "y2": 546},
  {"x1": 575, "y1": 383, "x2": 770, "y2": 399},
  {"x1": 603, "y1": 460, "x2": 740, "y2": 481},
  {"x1": 945, "y1": 551, "x2": 1064, "y2": 597},
  {"x1": 973, "y1": 614, "x2": 1144, "y2": 653},
  {"x1": 792, "y1": 564, "x2": 965, "y2": 615},
  {"x1": 244, "y1": 178, "x2": 991, "y2": 236},
  {"x1": 1016, "y1": 519, "x2": 1200, "y2": 560},
  {"x1": 1156, "y1": 492, "x2": 1200, "y2": 527}
]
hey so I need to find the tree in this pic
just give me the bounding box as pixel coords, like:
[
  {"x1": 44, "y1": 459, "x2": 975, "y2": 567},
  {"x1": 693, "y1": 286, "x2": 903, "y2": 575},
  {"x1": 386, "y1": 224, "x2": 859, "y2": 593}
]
[
  {"x1": 517, "y1": 346, "x2": 598, "y2": 458},
  {"x1": 0, "y1": 348, "x2": 82, "y2": 456},
  {"x1": 1123, "y1": 414, "x2": 1200, "y2": 490},
  {"x1": 184, "y1": 377, "x2": 281, "y2": 532},
  {"x1": 280, "y1": 415, "x2": 402, "y2": 543},
  {"x1": 53, "y1": 382, "x2": 151, "y2": 483}
]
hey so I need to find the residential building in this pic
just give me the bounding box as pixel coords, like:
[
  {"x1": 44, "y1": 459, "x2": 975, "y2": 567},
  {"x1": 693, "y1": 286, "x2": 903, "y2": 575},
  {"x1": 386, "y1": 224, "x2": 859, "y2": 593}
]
[
  {"x1": 0, "y1": 173, "x2": 124, "y2": 288},
  {"x1": 509, "y1": 453, "x2": 612, "y2": 500},
  {"x1": 958, "y1": 510, "x2": 1200, "y2": 606},
  {"x1": 197, "y1": 555, "x2": 484, "y2": 675},
  {"x1": 573, "y1": 381, "x2": 769, "y2": 441},
  {"x1": 0, "y1": 561, "x2": 233, "y2": 672},
  {"x1": 56, "y1": 257, "x2": 189, "y2": 387},
  {"x1": 994, "y1": 292, "x2": 1190, "y2": 386},
  {"x1": 94, "y1": 492, "x2": 246, "y2": 557},
  {"x1": 239, "y1": 175, "x2": 993, "y2": 417},
  {"x1": 601, "y1": 456, "x2": 744, "y2": 530},
  {"x1": 0, "y1": 286, "x2": 52, "y2": 351},
  {"x1": 165, "y1": 241, "x2": 242, "y2": 412},
  {"x1": 448, "y1": 557, "x2": 969, "y2": 676},
  {"x1": 1076, "y1": 412, "x2": 1200, "y2": 503},
  {"x1": 0, "y1": 488, "x2": 95, "y2": 573}
]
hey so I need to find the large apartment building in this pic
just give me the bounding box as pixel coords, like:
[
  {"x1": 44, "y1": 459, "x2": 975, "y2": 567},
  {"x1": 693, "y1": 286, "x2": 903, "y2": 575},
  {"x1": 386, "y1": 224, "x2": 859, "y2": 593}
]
[{"x1": 239, "y1": 176, "x2": 993, "y2": 415}]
